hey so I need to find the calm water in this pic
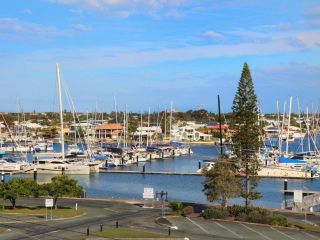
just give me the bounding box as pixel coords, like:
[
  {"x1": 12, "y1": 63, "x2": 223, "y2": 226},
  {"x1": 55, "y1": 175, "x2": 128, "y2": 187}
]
[{"x1": 9, "y1": 142, "x2": 320, "y2": 209}]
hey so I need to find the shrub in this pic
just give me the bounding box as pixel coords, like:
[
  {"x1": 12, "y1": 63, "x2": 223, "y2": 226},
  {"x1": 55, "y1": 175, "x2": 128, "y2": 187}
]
[
  {"x1": 168, "y1": 201, "x2": 183, "y2": 214},
  {"x1": 202, "y1": 207, "x2": 229, "y2": 219},
  {"x1": 247, "y1": 210, "x2": 268, "y2": 224},
  {"x1": 182, "y1": 206, "x2": 194, "y2": 216},
  {"x1": 267, "y1": 214, "x2": 291, "y2": 227},
  {"x1": 227, "y1": 205, "x2": 246, "y2": 217}
]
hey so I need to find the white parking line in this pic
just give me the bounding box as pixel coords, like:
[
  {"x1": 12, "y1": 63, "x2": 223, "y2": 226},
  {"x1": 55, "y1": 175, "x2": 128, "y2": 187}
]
[
  {"x1": 185, "y1": 217, "x2": 209, "y2": 234},
  {"x1": 103, "y1": 208, "x2": 119, "y2": 213},
  {"x1": 302, "y1": 231, "x2": 319, "y2": 239},
  {"x1": 271, "y1": 227, "x2": 296, "y2": 240},
  {"x1": 240, "y1": 223, "x2": 273, "y2": 240},
  {"x1": 214, "y1": 221, "x2": 243, "y2": 239}
]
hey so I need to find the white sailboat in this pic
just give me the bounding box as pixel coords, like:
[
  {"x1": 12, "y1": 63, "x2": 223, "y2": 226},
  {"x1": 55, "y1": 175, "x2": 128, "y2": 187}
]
[{"x1": 32, "y1": 63, "x2": 93, "y2": 175}]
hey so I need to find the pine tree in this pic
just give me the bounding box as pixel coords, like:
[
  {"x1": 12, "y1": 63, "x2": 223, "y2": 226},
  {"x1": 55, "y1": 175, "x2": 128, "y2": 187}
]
[
  {"x1": 203, "y1": 155, "x2": 240, "y2": 208},
  {"x1": 232, "y1": 62, "x2": 261, "y2": 209}
]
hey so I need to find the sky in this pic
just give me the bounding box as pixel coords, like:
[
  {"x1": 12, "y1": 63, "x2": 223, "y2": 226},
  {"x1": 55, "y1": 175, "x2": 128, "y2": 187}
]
[{"x1": 0, "y1": 0, "x2": 320, "y2": 114}]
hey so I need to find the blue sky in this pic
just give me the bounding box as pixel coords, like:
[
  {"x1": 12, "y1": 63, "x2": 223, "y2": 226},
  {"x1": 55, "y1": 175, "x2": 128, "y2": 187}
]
[{"x1": 0, "y1": 0, "x2": 320, "y2": 113}]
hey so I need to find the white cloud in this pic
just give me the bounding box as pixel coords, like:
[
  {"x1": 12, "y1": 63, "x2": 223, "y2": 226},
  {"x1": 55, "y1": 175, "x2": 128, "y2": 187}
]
[
  {"x1": 0, "y1": 18, "x2": 94, "y2": 41},
  {"x1": 72, "y1": 23, "x2": 91, "y2": 32},
  {"x1": 48, "y1": 0, "x2": 189, "y2": 17},
  {"x1": 21, "y1": 9, "x2": 33, "y2": 15},
  {"x1": 204, "y1": 30, "x2": 224, "y2": 40},
  {"x1": 0, "y1": 18, "x2": 63, "y2": 38}
]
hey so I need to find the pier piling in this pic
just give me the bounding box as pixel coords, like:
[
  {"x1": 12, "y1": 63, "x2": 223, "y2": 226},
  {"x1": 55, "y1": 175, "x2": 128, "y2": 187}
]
[
  {"x1": 1, "y1": 172, "x2": 4, "y2": 183},
  {"x1": 198, "y1": 161, "x2": 201, "y2": 169},
  {"x1": 33, "y1": 168, "x2": 37, "y2": 182},
  {"x1": 284, "y1": 179, "x2": 288, "y2": 192}
]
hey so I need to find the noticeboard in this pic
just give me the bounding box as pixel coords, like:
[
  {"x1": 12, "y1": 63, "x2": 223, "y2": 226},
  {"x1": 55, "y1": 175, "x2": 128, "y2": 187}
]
[
  {"x1": 143, "y1": 188, "x2": 154, "y2": 199},
  {"x1": 45, "y1": 198, "x2": 54, "y2": 208}
]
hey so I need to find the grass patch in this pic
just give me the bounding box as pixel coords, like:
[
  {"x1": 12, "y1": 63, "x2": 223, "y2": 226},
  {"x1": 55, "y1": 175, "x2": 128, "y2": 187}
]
[
  {"x1": 294, "y1": 222, "x2": 320, "y2": 232},
  {"x1": 95, "y1": 227, "x2": 170, "y2": 238},
  {"x1": 0, "y1": 206, "x2": 83, "y2": 218}
]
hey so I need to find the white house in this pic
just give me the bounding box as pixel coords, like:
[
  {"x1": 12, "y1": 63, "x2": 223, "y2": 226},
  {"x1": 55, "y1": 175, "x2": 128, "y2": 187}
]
[{"x1": 171, "y1": 126, "x2": 212, "y2": 141}]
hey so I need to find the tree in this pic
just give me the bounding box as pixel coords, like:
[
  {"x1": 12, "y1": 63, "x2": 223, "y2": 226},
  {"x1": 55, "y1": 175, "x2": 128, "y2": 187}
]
[
  {"x1": 0, "y1": 178, "x2": 39, "y2": 209},
  {"x1": 42, "y1": 175, "x2": 83, "y2": 209},
  {"x1": 232, "y1": 62, "x2": 261, "y2": 209},
  {"x1": 203, "y1": 155, "x2": 241, "y2": 208}
]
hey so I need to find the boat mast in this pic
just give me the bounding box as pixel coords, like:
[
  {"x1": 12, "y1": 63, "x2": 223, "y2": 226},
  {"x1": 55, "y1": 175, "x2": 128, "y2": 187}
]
[
  {"x1": 164, "y1": 108, "x2": 167, "y2": 144},
  {"x1": 169, "y1": 101, "x2": 173, "y2": 142},
  {"x1": 218, "y1": 95, "x2": 223, "y2": 155},
  {"x1": 306, "y1": 107, "x2": 311, "y2": 152},
  {"x1": 56, "y1": 63, "x2": 65, "y2": 161},
  {"x1": 279, "y1": 101, "x2": 286, "y2": 155},
  {"x1": 286, "y1": 96, "x2": 292, "y2": 155},
  {"x1": 147, "y1": 107, "x2": 150, "y2": 147}
]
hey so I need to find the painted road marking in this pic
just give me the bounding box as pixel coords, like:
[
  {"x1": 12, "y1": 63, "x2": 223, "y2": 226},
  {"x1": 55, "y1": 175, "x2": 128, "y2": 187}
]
[
  {"x1": 302, "y1": 231, "x2": 319, "y2": 239},
  {"x1": 240, "y1": 223, "x2": 273, "y2": 240},
  {"x1": 103, "y1": 208, "x2": 119, "y2": 213},
  {"x1": 271, "y1": 227, "x2": 297, "y2": 240},
  {"x1": 214, "y1": 221, "x2": 243, "y2": 239},
  {"x1": 185, "y1": 217, "x2": 209, "y2": 234}
]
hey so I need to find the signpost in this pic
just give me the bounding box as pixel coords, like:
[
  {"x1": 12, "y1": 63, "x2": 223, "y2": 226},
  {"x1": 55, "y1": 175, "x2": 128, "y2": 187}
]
[
  {"x1": 143, "y1": 188, "x2": 154, "y2": 208},
  {"x1": 45, "y1": 198, "x2": 53, "y2": 220}
]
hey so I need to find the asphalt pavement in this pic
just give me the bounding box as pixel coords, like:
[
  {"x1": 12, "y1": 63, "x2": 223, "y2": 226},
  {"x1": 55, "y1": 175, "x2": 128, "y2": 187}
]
[{"x1": 0, "y1": 197, "x2": 320, "y2": 239}]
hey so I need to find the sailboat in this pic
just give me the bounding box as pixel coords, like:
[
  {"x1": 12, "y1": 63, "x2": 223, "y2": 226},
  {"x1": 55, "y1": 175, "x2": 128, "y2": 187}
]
[{"x1": 32, "y1": 63, "x2": 99, "y2": 175}]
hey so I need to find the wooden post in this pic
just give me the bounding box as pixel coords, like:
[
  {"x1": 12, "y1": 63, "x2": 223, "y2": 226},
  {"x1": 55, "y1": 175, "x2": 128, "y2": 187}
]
[{"x1": 33, "y1": 168, "x2": 37, "y2": 182}]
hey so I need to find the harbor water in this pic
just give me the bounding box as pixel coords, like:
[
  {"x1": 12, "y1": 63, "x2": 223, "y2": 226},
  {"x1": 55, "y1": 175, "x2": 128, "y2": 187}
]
[{"x1": 10, "y1": 141, "x2": 320, "y2": 209}]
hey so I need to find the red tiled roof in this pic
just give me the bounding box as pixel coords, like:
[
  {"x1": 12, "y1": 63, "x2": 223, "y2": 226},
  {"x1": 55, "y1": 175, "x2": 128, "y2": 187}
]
[
  {"x1": 208, "y1": 125, "x2": 229, "y2": 129},
  {"x1": 96, "y1": 123, "x2": 123, "y2": 130}
]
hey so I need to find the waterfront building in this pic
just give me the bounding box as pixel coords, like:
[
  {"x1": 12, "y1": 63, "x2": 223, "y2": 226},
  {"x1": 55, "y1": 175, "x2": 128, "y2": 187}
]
[
  {"x1": 171, "y1": 126, "x2": 212, "y2": 141},
  {"x1": 95, "y1": 123, "x2": 123, "y2": 141}
]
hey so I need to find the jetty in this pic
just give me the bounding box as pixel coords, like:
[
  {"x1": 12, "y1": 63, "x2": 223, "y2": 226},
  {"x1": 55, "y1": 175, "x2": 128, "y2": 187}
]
[{"x1": 99, "y1": 168, "x2": 199, "y2": 176}]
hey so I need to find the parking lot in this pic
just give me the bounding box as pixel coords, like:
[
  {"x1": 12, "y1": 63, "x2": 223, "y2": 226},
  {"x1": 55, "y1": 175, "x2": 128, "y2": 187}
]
[{"x1": 171, "y1": 217, "x2": 320, "y2": 240}]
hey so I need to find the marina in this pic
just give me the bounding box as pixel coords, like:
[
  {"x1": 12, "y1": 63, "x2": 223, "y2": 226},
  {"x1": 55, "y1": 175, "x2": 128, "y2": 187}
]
[{"x1": 0, "y1": 143, "x2": 319, "y2": 209}]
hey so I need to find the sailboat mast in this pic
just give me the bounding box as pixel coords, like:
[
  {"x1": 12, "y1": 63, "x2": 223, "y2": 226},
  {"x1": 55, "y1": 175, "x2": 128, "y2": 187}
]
[
  {"x1": 218, "y1": 95, "x2": 223, "y2": 155},
  {"x1": 169, "y1": 102, "x2": 173, "y2": 142},
  {"x1": 147, "y1": 107, "x2": 150, "y2": 146},
  {"x1": 286, "y1": 96, "x2": 292, "y2": 155},
  {"x1": 56, "y1": 63, "x2": 65, "y2": 161},
  {"x1": 164, "y1": 108, "x2": 167, "y2": 143}
]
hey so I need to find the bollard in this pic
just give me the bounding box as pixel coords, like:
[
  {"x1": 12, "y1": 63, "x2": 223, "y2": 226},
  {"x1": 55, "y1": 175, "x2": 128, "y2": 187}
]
[
  {"x1": 142, "y1": 164, "x2": 145, "y2": 173},
  {"x1": 168, "y1": 227, "x2": 171, "y2": 236},
  {"x1": 62, "y1": 167, "x2": 65, "y2": 175},
  {"x1": 105, "y1": 160, "x2": 108, "y2": 168},
  {"x1": 284, "y1": 179, "x2": 288, "y2": 191},
  {"x1": 87, "y1": 226, "x2": 90, "y2": 236},
  {"x1": 116, "y1": 220, "x2": 119, "y2": 228},
  {"x1": 136, "y1": 155, "x2": 139, "y2": 164},
  {"x1": 33, "y1": 168, "x2": 37, "y2": 182},
  {"x1": 1, "y1": 172, "x2": 4, "y2": 183},
  {"x1": 100, "y1": 224, "x2": 103, "y2": 232},
  {"x1": 198, "y1": 161, "x2": 201, "y2": 169},
  {"x1": 149, "y1": 154, "x2": 152, "y2": 161}
]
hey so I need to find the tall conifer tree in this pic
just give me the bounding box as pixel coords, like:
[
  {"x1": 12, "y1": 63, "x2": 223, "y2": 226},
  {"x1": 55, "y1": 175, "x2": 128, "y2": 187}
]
[{"x1": 232, "y1": 62, "x2": 261, "y2": 209}]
